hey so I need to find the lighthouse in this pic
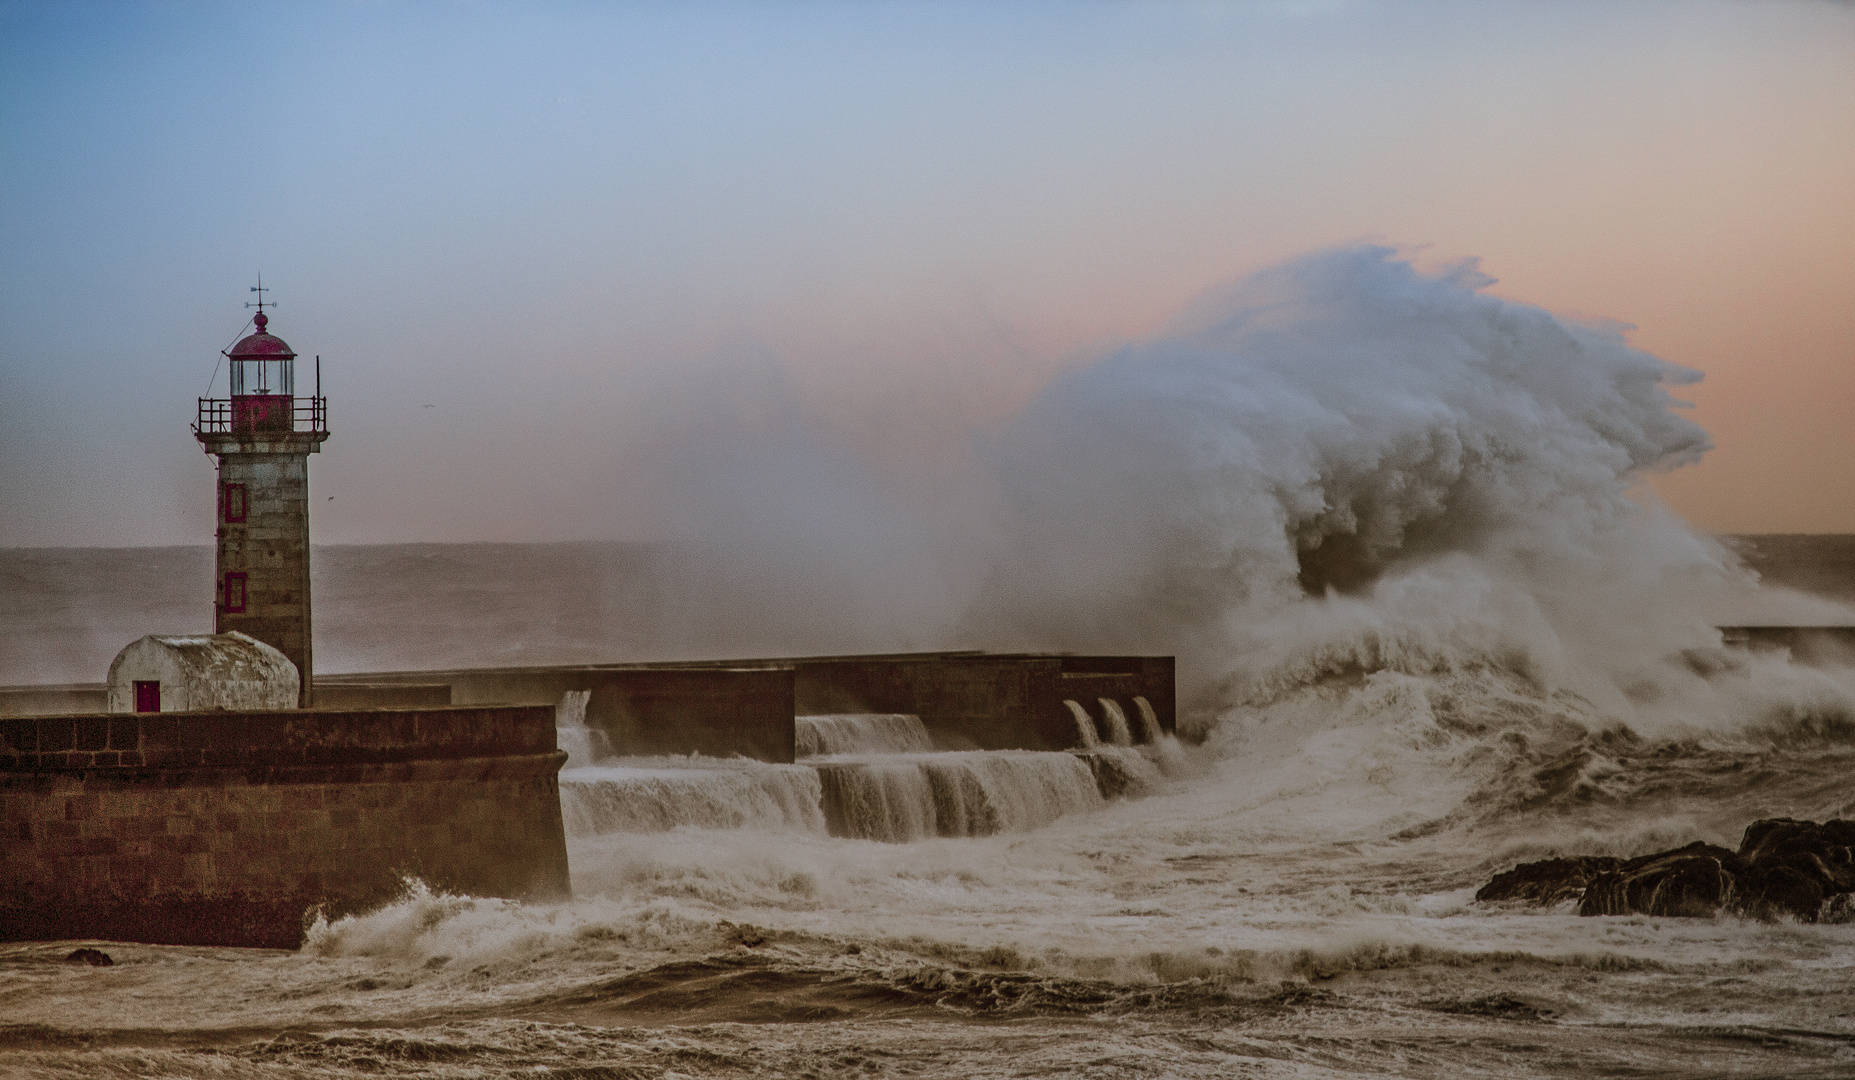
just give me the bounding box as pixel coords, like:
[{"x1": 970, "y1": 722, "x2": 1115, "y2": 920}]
[{"x1": 194, "y1": 290, "x2": 328, "y2": 706}]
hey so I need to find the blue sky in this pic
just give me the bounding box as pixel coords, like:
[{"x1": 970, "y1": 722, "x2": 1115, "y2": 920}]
[{"x1": 3, "y1": 0, "x2": 1851, "y2": 546}]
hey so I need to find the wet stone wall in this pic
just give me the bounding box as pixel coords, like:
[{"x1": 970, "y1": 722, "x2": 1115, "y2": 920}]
[{"x1": 0, "y1": 706, "x2": 570, "y2": 948}]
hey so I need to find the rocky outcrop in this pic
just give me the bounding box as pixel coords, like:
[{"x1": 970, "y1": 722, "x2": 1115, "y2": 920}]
[
  {"x1": 1578, "y1": 842, "x2": 1740, "y2": 918},
  {"x1": 1726, "y1": 818, "x2": 1855, "y2": 921},
  {"x1": 1475, "y1": 856, "x2": 1620, "y2": 905},
  {"x1": 1478, "y1": 818, "x2": 1855, "y2": 923},
  {"x1": 63, "y1": 948, "x2": 112, "y2": 966}
]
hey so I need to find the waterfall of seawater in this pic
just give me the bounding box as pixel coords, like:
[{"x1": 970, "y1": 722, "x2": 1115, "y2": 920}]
[
  {"x1": 1098, "y1": 698, "x2": 1134, "y2": 745},
  {"x1": 1073, "y1": 744, "x2": 1163, "y2": 799},
  {"x1": 796, "y1": 713, "x2": 935, "y2": 757},
  {"x1": 554, "y1": 689, "x2": 607, "y2": 767},
  {"x1": 813, "y1": 751, "x2": 1104, "y2": 842},
  {"x1": 560, "y1": 764, "x2": 827, "y2": 836},
  {"x1": 560, "y1": 702, "x2": 1152, "y2": 842},
  {"x1": 560, "y1": 750, "x2": 1115, "y2": 843},
  {"x1": 1064, "y1": 699, "x2": 1099, "y2": 748},
  {"x1": 1132, "y1": 695, "x2": 1162, "y2": 743}
]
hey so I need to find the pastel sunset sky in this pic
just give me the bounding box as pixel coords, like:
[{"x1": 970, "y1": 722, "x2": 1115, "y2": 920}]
[{"x1": 2, "y1": 0, "x2": 1850, "y2": 547}]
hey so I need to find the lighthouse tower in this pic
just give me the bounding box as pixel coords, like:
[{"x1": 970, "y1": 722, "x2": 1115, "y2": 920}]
[{"x1": 194, "y1": 292, "x2": 328, "y2": 706}]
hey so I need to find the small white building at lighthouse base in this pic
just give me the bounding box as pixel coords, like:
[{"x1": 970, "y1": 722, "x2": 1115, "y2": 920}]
[{"x1": 107, "y1": 631, "x2": 299, "y2": 713}]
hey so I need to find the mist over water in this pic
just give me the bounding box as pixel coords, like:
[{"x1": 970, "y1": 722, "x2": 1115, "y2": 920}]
[{"x1": 9, "y1": 247, "x2": 1855, "y2": 1077}]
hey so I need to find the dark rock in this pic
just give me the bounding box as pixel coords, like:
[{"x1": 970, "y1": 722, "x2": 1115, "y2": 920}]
[
  {"x1": 1739, "y1": 817, "x2": 1855, "y2": 867},
  {"x1": 1476, "y1": 856, "x2": 1620, "y2": 905},
  {"x1": 1732, "y1": 818, "x2": 1855, "y2": 921},
  {"x1": 62, "y1": 948, "x2": 113, "y2": 966},
  {"x1": 1479, "y1": 818, "x2": 1855, "y2": 922},
  {"x1": 1579, "y1": 842, "x2": 1742, "y2": 918}
]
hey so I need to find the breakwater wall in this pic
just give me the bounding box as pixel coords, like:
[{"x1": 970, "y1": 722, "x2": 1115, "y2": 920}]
[
  {"x1": 315, "y1": 652, "x2": 1176, "y2": 760},
  {"x1": 0, "y1": 705, "x2": 569, "y2": 948},
  {"x1": 319, "y1": 665, "x2": 797, "y2": 762},
  {"x1": 311, "y1": 683, "x2": 452, "y2": 709},
  {"x1": 0, "y1": 682, "x2": 452, "y2": 716},
  {"x1": 0, "y1": 683, "x2": 107, "y2": 717}
]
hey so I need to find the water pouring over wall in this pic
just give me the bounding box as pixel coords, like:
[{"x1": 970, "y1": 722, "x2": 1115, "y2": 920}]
[
  {"x1": 554, "y1": 689, "x2": 607, "y2": 767},
  {"x1": 796, "y1": 713, "x2": 936, "y2": 757},
  {"x1": 560, "y1": 763, "x2": 826, "y2": 835},
  {"x1": 815, "y1": 752, "x2": 1105, "y2": 841},
  {"x1": 558, "y1": 688, "x2": 1173, "y2": 845},
  {"x1": 546, "y1": 664, "x2": 1179, "y2": 846},
  {"x1": 559, "y1": 749, "x2": 1122, "y2": 843},
  {"x1": 1133, "y1": 696, "x2": 1162, "y2": 743},
  {"x1": 1064, "y1": 699, "x2": 1099, "y2": 747},
  {"x1": 1098, "y1": 698, "x2": 1134, "y2": 745}
]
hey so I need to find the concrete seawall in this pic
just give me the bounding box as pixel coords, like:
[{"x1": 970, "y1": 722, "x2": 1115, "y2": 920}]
[
  {"x1": 315, "y1": 653, "x2": 1175, "y2": 758},
  {"x1": 0, "y1": 684, "x2": 108, "y2": 717},
  {"x1": 0, "y1": 705, "x2": 570, "y2": 948},
  {"x1": 312, "y1": 683, "x2": 452, "y2": 709},
  {"x1": 318, "y1": 665, "x2": 797, "y2": 762}
]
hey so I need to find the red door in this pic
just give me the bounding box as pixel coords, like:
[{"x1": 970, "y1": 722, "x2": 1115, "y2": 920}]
[{"x1": 134, "y1": 680, "x2": 161, "y2": 713}]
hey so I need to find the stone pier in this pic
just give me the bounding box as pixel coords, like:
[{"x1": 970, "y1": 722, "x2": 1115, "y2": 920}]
[{"x1": 0, "y1": 705, "x2": 569, "y2": 948}]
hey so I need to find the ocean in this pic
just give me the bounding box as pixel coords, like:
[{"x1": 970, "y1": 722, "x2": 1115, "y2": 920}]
[{"x1": 3, "y1": 535, "x2": 1851, "y2": 1078}]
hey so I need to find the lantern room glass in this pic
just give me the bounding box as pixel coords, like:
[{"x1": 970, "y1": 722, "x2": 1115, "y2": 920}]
[{"x1": 229, "y1": 355, "x2": 294, "y2": 397}]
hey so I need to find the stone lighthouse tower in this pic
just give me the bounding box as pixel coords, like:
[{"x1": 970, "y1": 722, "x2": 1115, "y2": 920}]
[{"x1": 194, "y1": 292, "x2": 328, "y2": 706}]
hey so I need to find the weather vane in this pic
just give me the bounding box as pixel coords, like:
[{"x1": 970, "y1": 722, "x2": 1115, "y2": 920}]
[{"x1": 245, "y1": 273, "x2": 277, "y2": 316}]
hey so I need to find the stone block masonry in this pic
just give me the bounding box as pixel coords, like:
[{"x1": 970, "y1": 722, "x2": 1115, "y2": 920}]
[
  {"x1": 197, "y1": 430, "x2": 328, "y2": 708},
  {"x1": 0, "y1": 705, "x2": 570, "y2": 948}
]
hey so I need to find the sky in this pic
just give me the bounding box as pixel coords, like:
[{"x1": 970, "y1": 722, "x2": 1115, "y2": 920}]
[{"x1": 1, "y1": 0, "x2": 1851, "y2": 549}]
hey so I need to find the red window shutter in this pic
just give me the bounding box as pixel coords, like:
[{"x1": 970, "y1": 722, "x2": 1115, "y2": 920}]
[
  {"x1": 223, "y1": 483, "x2": 247, "y2": 523},
  {"x1": 224, "y1": 571, "x2": 247, "y2": 613},
  {"x1": 134, "y1": 680, "x2": 161, "y2": 713}
]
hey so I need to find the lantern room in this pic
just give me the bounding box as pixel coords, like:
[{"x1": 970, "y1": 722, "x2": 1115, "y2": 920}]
[
  {"x1": 196, "y1": 310, "x2": 327, "y2": 436},
  {"x1": 229, "y1": 311, "x2": 293, "y2": 431}
]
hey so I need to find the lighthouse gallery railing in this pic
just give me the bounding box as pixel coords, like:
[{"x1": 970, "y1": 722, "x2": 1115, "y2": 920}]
[{"x1": 196, "y1": 395, "x2": 328, "y2": 435}]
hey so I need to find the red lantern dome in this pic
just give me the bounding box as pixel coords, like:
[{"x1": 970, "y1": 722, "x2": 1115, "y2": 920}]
[{"x1": 227, "y1": 312, "x2": 296, "y2": 359}]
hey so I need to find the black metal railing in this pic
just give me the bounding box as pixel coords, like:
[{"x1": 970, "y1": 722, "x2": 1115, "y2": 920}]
[{"x1": 196, "y1": 395, "x2": 328, "y2": 435}]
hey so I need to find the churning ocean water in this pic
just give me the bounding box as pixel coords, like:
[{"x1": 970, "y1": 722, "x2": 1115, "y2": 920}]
[{"x1": 5, "y1": 248, "x2": 1855, "y2": 1078}]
